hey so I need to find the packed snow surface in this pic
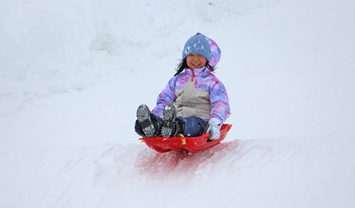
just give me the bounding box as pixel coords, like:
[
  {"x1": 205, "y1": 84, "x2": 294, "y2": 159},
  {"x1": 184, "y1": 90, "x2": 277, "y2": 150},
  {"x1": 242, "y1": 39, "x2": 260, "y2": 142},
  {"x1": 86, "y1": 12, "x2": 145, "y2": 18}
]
[{"x1": 1, "y1": 0, "x2": 355, "y2": 207}]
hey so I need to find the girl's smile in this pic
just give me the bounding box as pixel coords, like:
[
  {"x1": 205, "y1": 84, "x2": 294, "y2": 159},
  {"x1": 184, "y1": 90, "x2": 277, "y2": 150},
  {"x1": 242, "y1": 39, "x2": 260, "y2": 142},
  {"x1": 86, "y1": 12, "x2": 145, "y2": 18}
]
[{"x1": 186, "y1": 53, "x2": 207, "y2": 70}]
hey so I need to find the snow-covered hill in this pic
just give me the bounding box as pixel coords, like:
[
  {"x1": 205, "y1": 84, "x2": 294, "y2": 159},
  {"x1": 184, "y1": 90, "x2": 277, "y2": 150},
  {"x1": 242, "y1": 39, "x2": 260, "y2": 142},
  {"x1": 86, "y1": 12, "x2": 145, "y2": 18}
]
[{"x1": 1, "y1": 0, "x2": 355, "y2": 207}]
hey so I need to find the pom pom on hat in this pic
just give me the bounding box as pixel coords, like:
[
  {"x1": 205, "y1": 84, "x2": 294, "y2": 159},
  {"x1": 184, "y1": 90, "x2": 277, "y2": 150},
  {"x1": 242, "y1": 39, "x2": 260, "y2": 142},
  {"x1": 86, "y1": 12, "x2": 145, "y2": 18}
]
[{"x1": 182, "y1": 34, "x2": 211, "y2": 61}]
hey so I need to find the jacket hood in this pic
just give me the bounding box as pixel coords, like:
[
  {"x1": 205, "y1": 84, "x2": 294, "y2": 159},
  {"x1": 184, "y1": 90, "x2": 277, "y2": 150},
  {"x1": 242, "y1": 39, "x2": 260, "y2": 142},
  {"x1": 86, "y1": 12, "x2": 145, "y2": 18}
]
[{"x1": 196, "y1": 33, "x2": 221, "y2": 69}]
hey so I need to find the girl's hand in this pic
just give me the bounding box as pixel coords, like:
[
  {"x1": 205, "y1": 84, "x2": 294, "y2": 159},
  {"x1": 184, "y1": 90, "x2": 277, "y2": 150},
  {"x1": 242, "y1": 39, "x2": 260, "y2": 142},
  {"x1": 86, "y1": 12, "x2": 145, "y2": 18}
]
[{"x1": 206, "y1": 118, "x2": 221, "y2": 140}]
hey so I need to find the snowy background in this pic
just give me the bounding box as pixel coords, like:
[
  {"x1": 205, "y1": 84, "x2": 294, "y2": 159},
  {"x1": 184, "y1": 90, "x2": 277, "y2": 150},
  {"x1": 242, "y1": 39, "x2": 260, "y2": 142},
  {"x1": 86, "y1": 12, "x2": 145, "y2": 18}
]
[{"x1": 1, "y1": 0, "x2": 355, "y2": 207}]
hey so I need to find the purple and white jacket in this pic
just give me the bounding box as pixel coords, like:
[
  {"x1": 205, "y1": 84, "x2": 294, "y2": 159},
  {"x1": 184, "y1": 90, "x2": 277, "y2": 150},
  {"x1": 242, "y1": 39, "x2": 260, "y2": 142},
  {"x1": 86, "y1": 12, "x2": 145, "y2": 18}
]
[{"x1": 152, "y1": 34, "x2": 231, "y2": 124}]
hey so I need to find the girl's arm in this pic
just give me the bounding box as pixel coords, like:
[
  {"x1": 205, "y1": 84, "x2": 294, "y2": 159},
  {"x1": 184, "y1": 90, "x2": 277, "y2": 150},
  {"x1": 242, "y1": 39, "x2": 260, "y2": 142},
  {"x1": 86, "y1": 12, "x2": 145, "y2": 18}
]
[
  {"x1": 209, "y1": 81, "x2": 231, "y2": 124},
  {"x1": 151, "y1": 78, "x2": 177, "y2": 117}
]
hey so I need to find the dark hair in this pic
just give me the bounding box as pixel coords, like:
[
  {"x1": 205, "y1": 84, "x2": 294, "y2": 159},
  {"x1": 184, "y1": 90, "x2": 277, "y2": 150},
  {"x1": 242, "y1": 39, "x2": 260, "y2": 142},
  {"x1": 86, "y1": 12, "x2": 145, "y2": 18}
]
[{"x1": 174, "y1": 58, "x2": 215, "y2": 76}]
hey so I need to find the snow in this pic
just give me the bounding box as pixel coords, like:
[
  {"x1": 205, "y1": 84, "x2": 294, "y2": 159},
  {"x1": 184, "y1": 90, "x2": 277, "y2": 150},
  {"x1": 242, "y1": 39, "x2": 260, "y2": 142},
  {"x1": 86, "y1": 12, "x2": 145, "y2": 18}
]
[{"x1": 1, "y1": 0, "x2": 355, "y2": 207}]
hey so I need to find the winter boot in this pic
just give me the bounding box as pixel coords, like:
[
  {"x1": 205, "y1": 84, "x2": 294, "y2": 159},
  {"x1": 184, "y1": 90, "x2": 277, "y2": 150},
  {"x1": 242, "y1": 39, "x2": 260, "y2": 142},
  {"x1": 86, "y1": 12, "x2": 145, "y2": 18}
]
[
  {"x1": 161, "y1": 104, "x2": 177, "y2": 137},
  {"x1": 136, "y1": 104, "x2": 158, "y2": 137},
  {"x1": 174, "y1": 118, "x2": 185, "y2": 137}
]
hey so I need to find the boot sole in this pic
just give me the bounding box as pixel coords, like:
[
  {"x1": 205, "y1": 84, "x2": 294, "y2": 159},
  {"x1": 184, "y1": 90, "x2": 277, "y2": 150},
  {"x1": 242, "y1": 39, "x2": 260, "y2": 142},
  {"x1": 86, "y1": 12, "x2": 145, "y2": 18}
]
[
  {"x1": 161, "y1": 104, "x2": 176, "y2": 137},
  {"x1": 137, "y1": 105, "x2": 155, "y2": 137}
]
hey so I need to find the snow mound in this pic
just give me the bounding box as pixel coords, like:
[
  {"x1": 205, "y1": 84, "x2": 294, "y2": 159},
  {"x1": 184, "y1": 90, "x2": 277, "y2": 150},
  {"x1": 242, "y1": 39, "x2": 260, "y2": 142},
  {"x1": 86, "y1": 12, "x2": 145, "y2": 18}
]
[{"x1": 4, "y1": 138, "x2": 354, "y2": 207}]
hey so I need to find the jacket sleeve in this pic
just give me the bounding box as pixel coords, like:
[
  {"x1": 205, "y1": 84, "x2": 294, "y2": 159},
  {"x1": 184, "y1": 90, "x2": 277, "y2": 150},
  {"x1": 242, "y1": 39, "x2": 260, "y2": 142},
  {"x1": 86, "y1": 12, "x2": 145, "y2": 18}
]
[
  {"x1": 209, "y1": 81, "x2": 231, "y2": 124},
  {"x1": 151, "y1": 77, "x2": 177, "y2": 117}
]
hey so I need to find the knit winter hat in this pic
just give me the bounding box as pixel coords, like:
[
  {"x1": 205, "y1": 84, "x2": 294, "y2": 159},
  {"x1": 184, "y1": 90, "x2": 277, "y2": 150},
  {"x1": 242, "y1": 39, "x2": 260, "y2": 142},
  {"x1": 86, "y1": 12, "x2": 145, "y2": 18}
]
[{"x1": 182, "y1": 34, "x2": 211, "y2": 61}]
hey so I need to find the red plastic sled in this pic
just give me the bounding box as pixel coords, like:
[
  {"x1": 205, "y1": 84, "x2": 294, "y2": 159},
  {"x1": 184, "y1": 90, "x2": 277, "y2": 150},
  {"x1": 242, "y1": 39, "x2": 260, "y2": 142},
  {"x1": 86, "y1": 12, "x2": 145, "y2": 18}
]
[{"x1": 139, "y1": 124, "x2": 232, "y2": 153}]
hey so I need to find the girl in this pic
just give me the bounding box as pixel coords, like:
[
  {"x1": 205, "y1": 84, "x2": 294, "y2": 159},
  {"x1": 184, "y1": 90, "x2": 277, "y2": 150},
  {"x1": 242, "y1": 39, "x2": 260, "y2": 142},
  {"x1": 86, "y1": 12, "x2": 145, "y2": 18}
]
[{"x1": 135, "y1": 33, "x2": 231, "y2": 140}]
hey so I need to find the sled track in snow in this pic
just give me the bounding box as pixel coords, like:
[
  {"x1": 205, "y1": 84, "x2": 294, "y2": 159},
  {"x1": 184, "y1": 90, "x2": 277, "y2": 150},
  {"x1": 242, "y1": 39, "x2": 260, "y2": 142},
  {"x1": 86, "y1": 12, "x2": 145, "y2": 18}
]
[{"x1": 4, "y1": 137, "x2": 355, "y2": 207}]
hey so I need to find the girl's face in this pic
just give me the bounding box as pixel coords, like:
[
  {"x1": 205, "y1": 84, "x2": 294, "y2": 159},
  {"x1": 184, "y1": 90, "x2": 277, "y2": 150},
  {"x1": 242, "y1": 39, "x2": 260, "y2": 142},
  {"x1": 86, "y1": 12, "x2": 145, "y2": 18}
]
[{"x1": 186, "y1": 53, "x2": 207, "y2": 70}]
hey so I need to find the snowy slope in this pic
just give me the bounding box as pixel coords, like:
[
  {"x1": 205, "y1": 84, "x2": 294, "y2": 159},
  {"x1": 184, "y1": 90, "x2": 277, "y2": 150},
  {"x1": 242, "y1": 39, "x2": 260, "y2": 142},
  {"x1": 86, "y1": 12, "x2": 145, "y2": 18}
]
[
  {"x1": 1, "y1": 0, "x2": 355, "y2": 207},
  {"x1": 2, "y1": 137, "x2": 355, "y2": 207}
]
